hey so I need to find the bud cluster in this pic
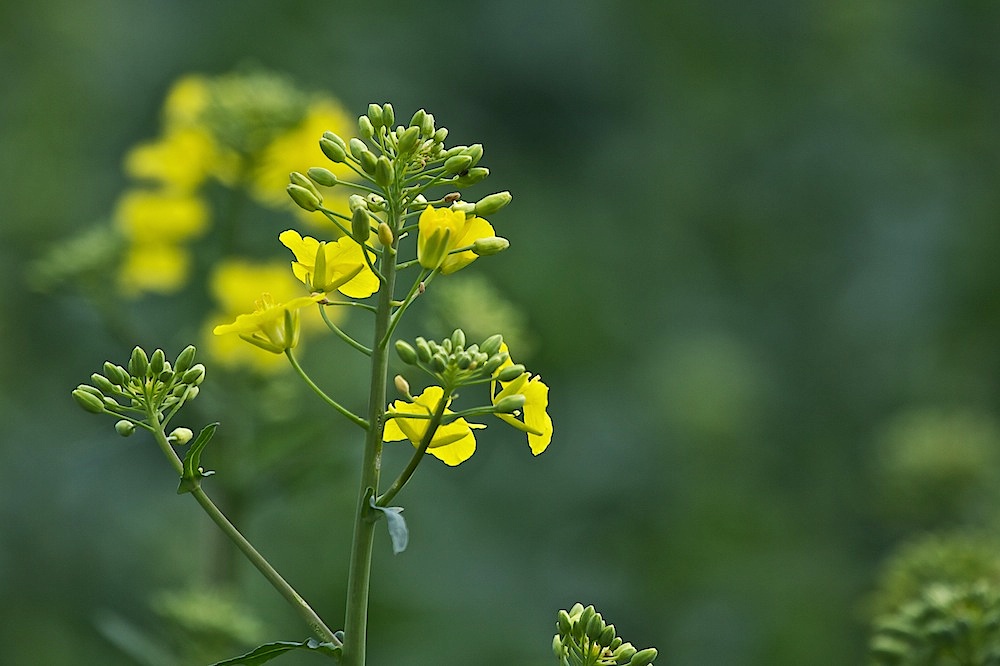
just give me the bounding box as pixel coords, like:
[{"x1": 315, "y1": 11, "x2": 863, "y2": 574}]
[
  {"x1": 394, "y1": 329, "x2": 514, "y2": 393},
  {"x1": 553, "y1": 604, "x2": 657, "y2": 666},
  {"x1": 72, "y1": 345, "x2": 205, "y2": 434}
]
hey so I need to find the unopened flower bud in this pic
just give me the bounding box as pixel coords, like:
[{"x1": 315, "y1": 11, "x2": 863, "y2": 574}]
[
  {"x1": 377, "y1": 222, "x2": 394, "y2": 247},
  {"x1": 433, "y1": 127, "x2": 448, "y2": 143},
  {"x1": 450, "y1": 201, "x2": 476, "y2": 215},
  {"x1": 320, "y1": 136, "x2": 347, "y2": 163},
  {"x1": 182, "y1": 364, "x2": 206, "y2": 385},
  {"x1": 375, "y1": 155, "x2": 392, "y2": 187},
  {"x1": 409, "y1": 108, "x2": 427, "y2": 129},
  {"x1": 394, "y1": 374, "x2": 411, "y2": 398},
  {"x1": 614, "y1": 644, "x2": 637, "y2": 662},
  {"x1": 628, "y1": 648, "x2": 658, "y2": 666},
  {"x1": 494, "y1": 394, "x2": 526, "y2": 414},
  {"x1": 359, "y1": 150, "x2": 377, "y2": 175},
  {"x1": 173, "y1": 345, "x2": 196, "y2": 374},
  {"x1": 73, "y1": 387, "x2": 107, "y2": 414},
  {"x1": 395, "y1": 340, "x2": 418, "y2": 365},
  {"x1": 287, "y1": 184, "x2": 321, "y2": 212},
  {"x1": 307, "y1": 167, "x2": 338, "y2": 187},
  {"x1": 451, "y1": 328, "x2": 466, "y2": 350},
  {"x1": 148, "y1": 349, "x2": 165, "y2": 377},
  {"x1": 366, "y1": 103, "x2": 384, "y2": 127},
  {"x1": 168, "y1": 427, "x2": 193, "y2": 446},
  {"x1": 397, "y1": 126, "x2": 421, "y2": 154},
  {"x1": 289, "y1": 172, "x2": 323, "y2": 202},
  {"x1": 348, "y1": 194, "x2": 367, "y2": 212},
  {"x1": 349, "y1": 138, "x2": 367, "y2": 160},
  {"x1": 474, "y1": 191, "x2": 512, "y2": 216},
  {"x1": 115, "y1": 420, "x2": 135, "y2": 437},
  {"x1": 456, "y1": 352, "x2": 472, "y2": 369},
  {"x1": 454, "y1": 166, "x2": 489, "y2": 186},
  {"x1": 381, "y1": 103, "x2": 394, "y2": 127},
  {"x1": 464, "y1": 143, "x2": 484, "y2": 165},
  {"x1": 472, "y1": 236, "x2": 510, "y2": 256},
  {"x1": 358, "y1": 115, "x2": 375, "y2": 140},
  {"x1": 351, "y1": 207, "x2": 371, "y2": 243},
  {"x1": 443, "y1": 154, "x2": 473, "y2": 175},
  {"x1": 366, "y1": 193, "x2": 386, "y2": 211},
  {"x1": 128, "y1": 346, "x2": 149, "y2": 378},
  {"x1": 91, "y1": 373, "x2": 117, "y2": 396},
  {"x1": 497, "y1": 364, "x2": 526, "y2": 382},
  {"x1": 420, "y1": 112, "x2": 435, "y2": 137},
  {"x1": 552, "y1": 634, "x2": 565, "y2": 658},
  {"x1": 587, "y1": 612, "x2": 605, "y2": 642},
  {"x1": 430, "y1": 354, "x2": 447, "y2": 373},
  {"x1": 415, "y1": 337, "x2": 432, "y2": 363},
  {"x1": 483, "y1": 352, "x2": 509, "y2": 375},
  {"x1": 103, "y1": 361, "x2": 129, "y2": 386},
  {"x1": 480, "y1": 334, "x2": 504, "y2": 357},
  {"x1": 557, "y1": 610, "x2": 574, "y2": 636}
]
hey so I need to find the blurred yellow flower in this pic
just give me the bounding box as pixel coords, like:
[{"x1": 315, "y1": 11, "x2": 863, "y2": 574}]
[
  {"x1": 114, "y1": 189, "x2": 209, "y2": 244},
  {"x1": 491, "y1": 344, "x2": 553, "y2": 455},
  {"x1": 417, "y1": 206, "x2": 495, "y2": 274},
  {"x1": 163, "y1": 74, "x2": 210, "y2": 129},
  {"x1": 118, "y1": 243, "x2": 190, "y2": 296},
  {"x1": 278, "y1": 229, "x2": 379, "y2": 298},
  {"x1": 124, "y1": 128, "x2": 220, "y2": 192},
  {"x1": 383, "y1": 386, "x2": 485, "y2": 466}
]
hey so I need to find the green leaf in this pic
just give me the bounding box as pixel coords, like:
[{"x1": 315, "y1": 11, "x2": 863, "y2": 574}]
[
  {"x1": 370, "y1": 496, "x2": 409, "y2": 554},
  {"x1": 209, "y1": 638, "x2": 342, "y2": 665},
  {"x1": 176, "y1": 422, "x2": 219, "y2": 494}
]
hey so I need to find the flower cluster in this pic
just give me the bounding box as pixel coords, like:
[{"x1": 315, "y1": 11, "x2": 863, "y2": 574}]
[{"x1": 553, "y1": 604, "x2": 657, "y2": 666}]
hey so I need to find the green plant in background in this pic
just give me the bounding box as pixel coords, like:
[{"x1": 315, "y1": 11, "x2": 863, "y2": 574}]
[{"x1": 71, "y1": 95, "x2": 657, "y2": 665}]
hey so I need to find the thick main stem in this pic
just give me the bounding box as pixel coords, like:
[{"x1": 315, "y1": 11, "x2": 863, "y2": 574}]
[{"x1": 342, "y1": 205, "x2": 399, "y2": 666}]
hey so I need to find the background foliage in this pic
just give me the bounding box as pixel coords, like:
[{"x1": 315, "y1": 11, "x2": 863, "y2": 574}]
[{"x1": 3, "y1": 2, "x2": 1000, "y2": 664}]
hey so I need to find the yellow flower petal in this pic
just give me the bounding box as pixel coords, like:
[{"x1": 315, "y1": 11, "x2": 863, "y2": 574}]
[{"x1": 383, "y1": 386, "x2": 484, "y2": 466}]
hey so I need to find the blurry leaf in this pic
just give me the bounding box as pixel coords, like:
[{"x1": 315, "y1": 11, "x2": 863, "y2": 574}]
[
  {"x1": 209, "y1": 638, "x2": 341, "y2": 665},
  {"x1": 177, "y1": 422, "x2": 219, "y2": 494},
  {"x1": 370, "y1": 496, "x2": 408, "y2": 555}
]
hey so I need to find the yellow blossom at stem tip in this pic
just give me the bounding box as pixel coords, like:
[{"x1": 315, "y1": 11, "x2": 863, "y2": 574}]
[
  {"x1": 279, "y1": 229, "x2": 379, "y2": 298},
  {"x1": 417, "y1": 206, "x2": 495, "y2": 274},
  {"x1": 383, "y1": 386, "x2": 486, "y2": 466},
  {"x1": 213, "y1": 292, "x2": 323, "y2": 354}
]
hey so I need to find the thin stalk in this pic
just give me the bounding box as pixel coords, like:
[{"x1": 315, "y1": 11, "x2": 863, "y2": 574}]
[
  {"x1": 319, "y1": 305, "x2": 372, "y2": 356},
  {"x1": 341, "y1": 193, "x2": 401, "y2": 666},
  {"x1": 286, "y1": 350, "x2": 369, "y2": 430},
  {"x1": 148, "y1": 420, "x2": 339, "y2": 645}
]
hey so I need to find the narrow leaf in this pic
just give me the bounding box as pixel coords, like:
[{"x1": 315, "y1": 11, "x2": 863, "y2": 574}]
[
  {"x1": 177, "y1": 422, "x2": 219, "y2": 494},
  {"x1": 209, "y1": 638, "x2": 341, "y2": 665},
  {"x1": 370, "y1": 496, "x2": 409, "y2": 554}
]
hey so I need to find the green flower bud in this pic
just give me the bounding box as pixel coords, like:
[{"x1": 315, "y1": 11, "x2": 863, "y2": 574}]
[
  {"x1": 456, "y1": 352, "x2": 472, "y2": 370},
  {"x1": 409, "y1": 108, "x2": 427, "y2": 129},
  {"x1": 494, "y1": 394, "x2": 526, "y2": 414},
  {"x1": 168, "y1": 427, "x2": 193, "y2": 446},
  {"x1": 73, "y1": 387, "x2": 107, "y2": 414},
  {"x1": 103, "y1": 361, "x2": 129, "y2": 386},
  {"x1": 148, "y1": 349, "x2": 165, "y2": 377},
  {"x1": 173, "y1": 345, "x2": 196, "y2": 373},
  {"x1": 420, "y1": 112, "x2": 435, "y2": 137},
  {"x1": 474, "y1": 191, "x2": 512, "y2": 216},
  {"x1": 480, "y1": 334, "x2": 504, "y2": 356},
  {"x1": 577, "y1": 606, "x2": 596, "y2": 641},
  {"x1": 90, "y1": 373, "x2": 117, "y2": 396},
  {"x1": 472, "y1": 236, "x2": 510, "y2": 256},
  {"x1": 322, "y1": 130, "x2": 347, "y2": 149},
  {"x1": 443, "y1": 154, "x2": 473, "y2": 175},
  {"x1": 128, "y1": 346, "x2": 149, "y2": 378},
  {"x1": 395, "y1": 340, "x2": 418, "y2": 365},
  {"x1": 348, "y1": 194, "x2": 367, "y2": 212},
  {"x1": 415, "y1": 337, "x2": 432, "y2": 363},
  {"x1": 351, "y1": 207, "x2": 371, "y2": 243},
  {"x1": 430, "y1": 354, "x2": 447, "y2": 373},
  {"x1": 359, "y1": 150, "x2": 377, "y2": 175},
  {"x1": 366, "y1": 193, "x2": 387, "y2": 211},
  {"x1": 115, "y1": 420, "x2": 135, "y2": 437},
  {"x1": 289, "y1": 171, "x2": 323, "y2": 202},
  {"x1": 320, "y1": 136, "x2": 347, "y2": 163},
  {"x1": 358, "y1": 115, "x2": 375, "y2": 140},
  {"x1": 394, "y1": 374, "x2": 411, "y2": 398},
  {"x1": 628, "y1": 648, "x2": 657, "y2": 666},
  {"x1": 557, "y1": 610, "x2": 574, "y2": 636},
  {"x1": 483, "y1": 352, "x2": 509, "y2": 375},
  {"x1": 443, "y1": 145, "x2": 467, "y2": 159},
  {"x1": 349, "y1": 138, "x2": 367, "y2": 160},
  {"x1": 381, "y1": 103, "x2": 394, "y2": 127},
  {"x1": 184, "y1": 386, "x2": 200, "y2": 401},
  {"x1": 614, "y1": 644, "x2": 637, "y2": 663},
  {"x1": 451, "y1": 328, "x2": 466, "y2": 350},
  {"x1": 433, "y1": 127, "x2": 449, "y2": 143},
  {"x1": 552, "y1": 634, "x2": 565, "y2": 658},
  {"x1": 367, "y1": 103, "x2": 384, "y2": 128},
  {"x1": 441, "y1": 338, "x2": 453, "y2": 354},
  {"x1": 464, "y1": 143, "x2": 484, "y2": 166},
  {"x1": 397, "y1": 125, "x2": 420, "y2": 154},
  {"x1": 497, "y1": 364, "x2": 526, "y2": 382},
  {"x1": 450, "y1": 201, "x2": 476, "y2": 215},
  {"x1": 307, "y1": 167, "x2": 338, "y2": 187},
  {"x1": 375, "y1": 155, "x2": 392, "y2": 187},
  {"x1": 377, "y1": 222, "x2": 394, "y2": 247},
  {"x1": 182, "y1": 364, "x2": 206, "y2": 385},
  {"x1": 287, "y1": 184, "x2": 321, "y2": 212},
  {"x1": 599, "y1": 625, "x2": 617, "y2": 648},
  {"x1": 454, "y1": 166, "x2": 489, "y2": 186},
  {"x1": 610, "y1": 636, "x2": 623, "y2": 651}
]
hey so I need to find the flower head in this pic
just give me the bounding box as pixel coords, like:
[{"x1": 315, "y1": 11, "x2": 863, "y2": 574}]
[
  {"x1": 383, "y1": 386, "x2": 485, "y2": 466},
  {"x1": 417, "y1": 206, "x2": 495, "y2": 274},
  {"x1": 279, "y1": 229, "x2": 379, "y2": 298},
  {"x1": 492, "y1": 344, "x2": 552, "y2": 455},
  {"x1": 213, "y1": 292, "x2": 323, "y2": 354}
]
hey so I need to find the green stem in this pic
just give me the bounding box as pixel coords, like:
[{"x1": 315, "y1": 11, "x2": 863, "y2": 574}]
[
  {"x1": 342, "y1": 192, "x2": 401, "y2": 666},
  {"x1": 376, "y1": 389, "x2": 450, "y2": 508},
  {"x1": 148, "y1": 421, "x2": 339, "y2": 646},
  {"x1": 319, "y1": 304, "x2": 372, "y2": 356},
  {"x1": 286, "y1": 349, "x2": 370, "y2": 430}
]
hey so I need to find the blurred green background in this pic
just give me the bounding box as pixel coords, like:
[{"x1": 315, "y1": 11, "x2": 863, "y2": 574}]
[{"x1": 4, "y1": 1, "x2": 1000, "y2": 664}]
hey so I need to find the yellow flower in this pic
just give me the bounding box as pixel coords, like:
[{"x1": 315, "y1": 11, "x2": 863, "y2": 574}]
[
  {"x1": 278, "y1": 229, "x2": 379, "y2": 298},
  {"x1": 383, "y1": 386, "x2": 486, "y2": 466},
  {"x1": 124, "y1": 128, "x2": 220, "y2": 192},
  {"x1": 114, "y1": 189, "x2": 209, "y2": 244},
  {"x1": 118, "y1": 243, "x2": 190, "y2": 296},
  {"x1": 492, "y1": 344, "x2": 553, "y2": 455},
  {"x1": 252, "y1": 100, "x2": 356, "y2": 223},
  {"x1": 417, "y1": 206, "x2": 495, "y2": 274},
  {"x1": 163, "y1": 75, "x2": 210, "y2": 129},
  {"x1": 213, "y1": 292, "x2": 323, "y2": 354},
  {"x1": 204, "y1": 259, "x2": 327, "y2": 372}
]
